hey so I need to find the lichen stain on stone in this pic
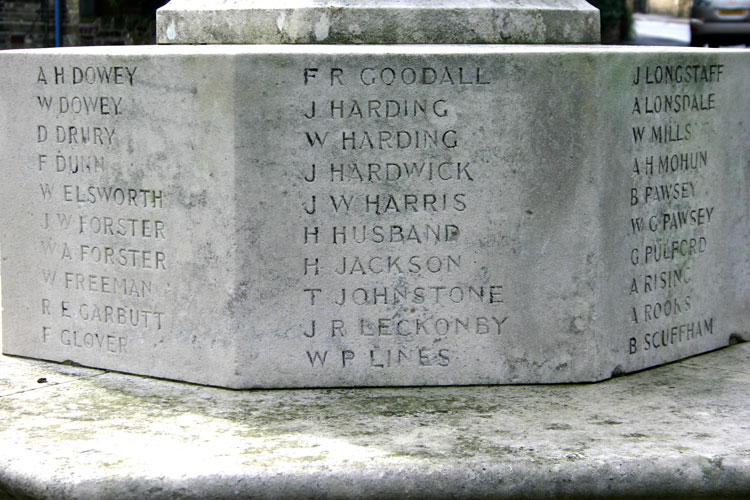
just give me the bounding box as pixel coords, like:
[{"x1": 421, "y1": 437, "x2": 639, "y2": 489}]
[
  {"x1": 275, "y1": 10, "x2": 305, "y2": 42},
  {"x1": 593, "y1": 418, "x2": 623, "y2": 426},
  {"x1": 554, "y1": 362, "x2": 570, "y2": 372},
  {"x1": 314, "y1": 13, "x2": 331, "y2": 41},
  {"x1": 451, "y1": 437, "x2": 516, "y2": 459},
  {"x1": 166, "y1": 21, "x2": 177, "y2": 41},
  {"x1": 225, "y1": 280, "x2": 250, "y2": 315},
  {"x1": 546, "y1": 423, "x2": 572, "y2": 430},
  {"x1": 569, "y1": 316, "x2": 586, "y2": 334},
  {"x1": 622, "y1": 432, "x2": 648, "y2": 438},
  {"x1": 701, "y1": 457, "x2": 725, "y2": 479},
  {"x1": 276, "y1": 12, "x2": 287, "y2": 32}
]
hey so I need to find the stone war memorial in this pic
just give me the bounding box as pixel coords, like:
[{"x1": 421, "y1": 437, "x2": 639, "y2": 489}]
[
  {"x1": 1, "y1": 1, "x2": 750, "y2": 499},
  {"x1": 0, "y1": 0, "x2": 748, "y2": 390}
]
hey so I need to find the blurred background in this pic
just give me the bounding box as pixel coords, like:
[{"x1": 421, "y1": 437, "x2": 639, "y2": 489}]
[
  {"x1": 0, "y1": 0, "x2": 747, "y2": 48},
  {"x1": 0, "y1": 0, "x2": 168, "y2": 48}
]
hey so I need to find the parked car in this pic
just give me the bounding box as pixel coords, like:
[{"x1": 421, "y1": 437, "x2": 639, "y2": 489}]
[{"x1": 690, "y1": 0, "x2": 750, "y2": 46}]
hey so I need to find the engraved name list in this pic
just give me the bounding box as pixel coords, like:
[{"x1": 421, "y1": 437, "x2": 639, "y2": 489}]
[
  {"x1": 294, "y1": 64, "x2": 509, "y2": 373},
  {"x1": 626, "y1": 62, "x2": 723, "y2": 355},
  {"x1": 32, "y1": 64, "x2": 167, "y2": 357}
]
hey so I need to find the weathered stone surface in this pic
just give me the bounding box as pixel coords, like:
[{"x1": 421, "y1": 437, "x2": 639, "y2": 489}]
[
  {"x1": 0, "y1": 343, "x2": 749, "y2": 499},
  {"x1": 0, "y1": 45, "x2": 748, "y2": 388},
  {"x1": 155, "y1": 0, "x2": 601, "y2": 45}
]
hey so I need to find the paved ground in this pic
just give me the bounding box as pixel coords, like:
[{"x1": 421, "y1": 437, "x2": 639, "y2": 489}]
[
  {"x1": 629, "y1": 12, "x2": 748, "y2": 47},
  {"x1": 630, "y1": 13, "x2": 691, "y2": 45}
]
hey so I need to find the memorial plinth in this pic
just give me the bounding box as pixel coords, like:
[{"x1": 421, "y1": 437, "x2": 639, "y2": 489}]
[
  {"x1": 155, "y1": 0, "x2": 601, "y2": 45},
  {"x1": 1, "y1": 45, "x2": 748, "y2": 388}
]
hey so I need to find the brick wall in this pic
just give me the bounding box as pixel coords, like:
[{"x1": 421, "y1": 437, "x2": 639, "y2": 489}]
[
  {"x1": 0, "y1": 0, "x2": 79, "y2": 49},
  {"x1": 0, "y1": 0, "x2": 159, "y2": 49},
  {"x1": 78, "y1": 14, "x2": 156, "y2": 46}
]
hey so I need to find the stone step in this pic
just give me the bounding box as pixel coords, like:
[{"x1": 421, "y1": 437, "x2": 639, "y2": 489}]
[{"x1": 0, "y1": 342, "x2": 748, "y2": 499}]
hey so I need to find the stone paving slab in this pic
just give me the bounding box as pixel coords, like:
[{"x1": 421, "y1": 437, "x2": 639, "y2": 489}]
[{"x1": 0, "y1": 343, "x2": 748, "y2": 499}]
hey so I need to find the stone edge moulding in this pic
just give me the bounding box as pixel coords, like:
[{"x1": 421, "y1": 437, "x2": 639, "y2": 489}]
[{"x1": 155, "y1": 0, "x2": 602, "y2": 45}]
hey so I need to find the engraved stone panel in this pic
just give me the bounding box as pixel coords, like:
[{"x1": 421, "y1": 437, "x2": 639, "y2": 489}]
[{"x1": 1, "y1": 46, "x2": 748, "y2": 388}]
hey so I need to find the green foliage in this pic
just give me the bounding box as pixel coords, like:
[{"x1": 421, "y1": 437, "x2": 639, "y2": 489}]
[
  {"x1": 621, "y1": 2, "x2": 634, "y2": 40},
  {"x1": 589, "y1": 0, "x2": 632, "y2": 41},
  {"x1": 589, "y1": 0, "x2": 625, "y2": 28}
]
